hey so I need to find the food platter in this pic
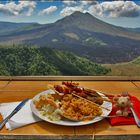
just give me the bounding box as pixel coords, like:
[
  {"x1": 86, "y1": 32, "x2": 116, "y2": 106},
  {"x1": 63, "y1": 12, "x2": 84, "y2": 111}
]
[{"x1": 31, "y1": 89, "x2": 112, "y2": 126}]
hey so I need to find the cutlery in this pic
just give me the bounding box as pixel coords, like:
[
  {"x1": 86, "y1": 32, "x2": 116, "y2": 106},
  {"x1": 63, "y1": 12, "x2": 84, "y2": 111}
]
[
  {"x1": 0, "y1": 98, "x2": 29, "y2": 130},
  {"x1": 130, "y1": 107, "x2": 140, "y2": 128}
]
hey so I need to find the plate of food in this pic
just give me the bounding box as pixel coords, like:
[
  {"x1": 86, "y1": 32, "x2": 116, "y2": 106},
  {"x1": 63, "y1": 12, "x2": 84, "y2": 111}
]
[{"x1": 30, "y1": 82, "x2": 112, "y2": 126}]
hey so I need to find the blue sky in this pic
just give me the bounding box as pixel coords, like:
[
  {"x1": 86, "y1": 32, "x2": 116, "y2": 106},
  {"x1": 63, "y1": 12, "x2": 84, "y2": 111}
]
[{"x1": 0, "y1": 0, "x2": 140, "y2": 28}]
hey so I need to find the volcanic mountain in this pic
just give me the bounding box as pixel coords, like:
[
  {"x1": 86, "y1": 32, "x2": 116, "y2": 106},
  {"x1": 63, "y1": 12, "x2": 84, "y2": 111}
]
[{"x1": 0, "y1": 11, "x2": 140, "y2": 63}]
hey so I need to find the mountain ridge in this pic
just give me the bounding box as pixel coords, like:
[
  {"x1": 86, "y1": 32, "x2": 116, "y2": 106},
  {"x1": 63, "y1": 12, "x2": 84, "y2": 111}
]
[
  {"x1": 0, "y1": 12, "x2": 140, "y2": 64},
  {"x1": 0, "y1": 21, "x2": 40, "y2": 35},
  {"x1": 0, "y1": 12, "x2": 140, "y2": 40},
  {"x1": 47, "y1": 11, "x2": 140, "y2": 41}
]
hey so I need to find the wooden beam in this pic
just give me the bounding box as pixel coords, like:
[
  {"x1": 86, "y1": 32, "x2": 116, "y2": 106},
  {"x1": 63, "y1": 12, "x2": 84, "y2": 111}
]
[{"x1": 0, "y1": 76, "x2": 140, "y2": 81}]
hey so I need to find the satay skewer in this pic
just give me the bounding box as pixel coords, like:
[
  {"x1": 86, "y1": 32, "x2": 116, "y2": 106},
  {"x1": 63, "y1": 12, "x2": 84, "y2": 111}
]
[
  {"x1": 82, "y1": 87, "x2": 115, "y2": 99},
  {"x1": 47, "y1": 84, "x2": 111, "y2": 102},
  {"x1": 86, "y1": 95, "x2": 111, "y2": 102}
]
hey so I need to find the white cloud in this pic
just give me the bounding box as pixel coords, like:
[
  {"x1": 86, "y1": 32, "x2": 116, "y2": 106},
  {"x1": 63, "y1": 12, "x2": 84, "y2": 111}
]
[
  {"x1": 39, "y1": 6, "x2": 57, "y2": 15},
  {"x1": 88, "y1": 1, "x2": 140, "y2": 18},
  {"x1": 41, "y1": 0, "x2": 54, "y2": 2},
  {"x1": 60, "y1": 6, "x2": 83, "y2": 17},
  {"x1": 0, "y1": 1, "x2": 36, "y2": 16},
  {"x1": 62, "y1": 0, "x2": 77, "y2": 5},
  {"x1": 80, "y1": 1, "x2": 95, "y2": 5}
]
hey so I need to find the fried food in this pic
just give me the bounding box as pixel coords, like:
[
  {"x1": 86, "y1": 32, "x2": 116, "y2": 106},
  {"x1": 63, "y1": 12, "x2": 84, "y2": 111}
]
[
  {"x1": 61, "y1": 94, "x2": 102, "y2": 121},
  {"x1": 34, "y1": 93, "x2": 62, "y2": 121},
  {"x1": 34, "y1": 94, "x2": 56, "y2": 109}
]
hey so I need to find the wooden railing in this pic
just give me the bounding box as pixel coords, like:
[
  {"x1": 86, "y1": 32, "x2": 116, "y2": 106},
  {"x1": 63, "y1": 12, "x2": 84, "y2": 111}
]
[{"x1": 0, "y1": 76, "x2": 140, "y2": 81}]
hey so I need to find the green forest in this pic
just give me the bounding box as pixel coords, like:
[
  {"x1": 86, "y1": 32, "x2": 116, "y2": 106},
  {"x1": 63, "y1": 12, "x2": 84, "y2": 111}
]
[{"x1": 0, "y1": 45, "x2": 110, "y2": 76}]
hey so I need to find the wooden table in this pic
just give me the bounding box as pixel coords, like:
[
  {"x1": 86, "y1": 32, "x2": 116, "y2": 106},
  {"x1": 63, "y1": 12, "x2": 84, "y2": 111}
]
[{"x1": 0, "y1": 80, "x2": 140, "y2": 140}]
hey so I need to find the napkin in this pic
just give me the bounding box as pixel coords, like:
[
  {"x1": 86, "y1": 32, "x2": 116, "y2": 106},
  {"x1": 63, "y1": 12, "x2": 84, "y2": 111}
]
[
  {"x1": 0, "y1": 100, "x2": 41, "y2": 130},
  {"x1": 108, "y1": 95, "x2": 140, "y2": 126}
]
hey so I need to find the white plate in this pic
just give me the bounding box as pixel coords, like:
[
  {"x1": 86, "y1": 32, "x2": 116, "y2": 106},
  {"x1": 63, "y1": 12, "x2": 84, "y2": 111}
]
[{"x1": 30, "y1": 89, "x2": 112, "y2": 126}]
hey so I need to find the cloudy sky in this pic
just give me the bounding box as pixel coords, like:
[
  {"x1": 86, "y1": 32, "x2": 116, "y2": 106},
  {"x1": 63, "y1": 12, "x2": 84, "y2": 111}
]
[{"x1": 0, "y1": 0, "x2": 140, "y2": 28}]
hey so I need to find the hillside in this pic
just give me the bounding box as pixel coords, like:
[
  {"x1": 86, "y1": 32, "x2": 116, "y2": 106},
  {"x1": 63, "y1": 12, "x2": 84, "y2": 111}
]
[
  {"x1": 0, "y1": 21, "x2": 40, "y2": 35},
  {"x1": 103, "y1": 56, "x2": 140, "y2": 76},
  {"x1": 0, "y1": 45, "x2": 110, "y2": 76}
]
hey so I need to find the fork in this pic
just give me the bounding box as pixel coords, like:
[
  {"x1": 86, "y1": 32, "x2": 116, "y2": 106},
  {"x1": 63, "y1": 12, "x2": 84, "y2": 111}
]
[{"x1": 122, "y1": 91, "x2": 140, "y2": 128}]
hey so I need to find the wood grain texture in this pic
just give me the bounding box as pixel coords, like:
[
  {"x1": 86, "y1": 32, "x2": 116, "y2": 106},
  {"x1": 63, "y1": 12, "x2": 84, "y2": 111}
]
[
  {"x1": 0, "y1": 80, "x2": 140, "y2": 140},
  {"x1": 132, "y1": 81, "x2": 140, "y2": 89}
]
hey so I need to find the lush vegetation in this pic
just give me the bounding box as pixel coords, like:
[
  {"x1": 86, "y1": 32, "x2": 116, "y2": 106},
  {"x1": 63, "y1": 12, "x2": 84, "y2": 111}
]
[{"x1": 0, "y1": 45, "x2": 110, "y2": 76}]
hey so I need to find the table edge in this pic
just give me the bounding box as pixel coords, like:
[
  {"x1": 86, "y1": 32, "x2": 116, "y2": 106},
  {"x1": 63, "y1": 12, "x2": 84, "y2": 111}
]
[{"x1": 0, "y1": 134, "x2": 140, "y2": 140}]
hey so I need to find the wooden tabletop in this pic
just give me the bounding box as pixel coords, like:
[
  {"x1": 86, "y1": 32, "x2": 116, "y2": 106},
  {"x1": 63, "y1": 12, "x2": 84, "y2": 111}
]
[{"x1": 0, "y1": 80, "x2": 140, "y2": 140}]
